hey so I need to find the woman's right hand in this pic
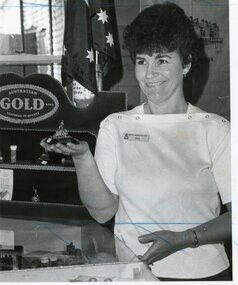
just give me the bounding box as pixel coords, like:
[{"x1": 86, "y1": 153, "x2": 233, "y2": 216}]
[{"x1": 40, "y1": 139, "x2": 90, "y2": 160}]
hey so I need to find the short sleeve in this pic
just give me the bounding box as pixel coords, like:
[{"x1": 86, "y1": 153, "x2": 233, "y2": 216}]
[
  {"x1": 94, "y1": 118, "x2": 118, "y2": 195},
  {"x1": 211, "y1": 130, "x2": 231, "y2": 204}
]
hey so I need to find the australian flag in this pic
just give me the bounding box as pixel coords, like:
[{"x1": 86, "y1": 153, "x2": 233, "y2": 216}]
[{"x1": 61, "y1": 0, "x2": 122, "y2": 94}]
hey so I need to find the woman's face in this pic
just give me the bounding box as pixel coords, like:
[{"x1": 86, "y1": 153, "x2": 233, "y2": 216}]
[{"x1": 135, "y1": 50, "x2": 189, "y2": 104}]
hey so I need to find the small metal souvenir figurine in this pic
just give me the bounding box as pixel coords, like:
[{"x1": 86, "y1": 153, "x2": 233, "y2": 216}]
[
  {"x1": 43, "y1": 120, "x2": 79, "y2": 145},
  {"x1": 31, "y1": 187, "x2": 40, "y2": 202},
  {"x1": 35, "y1": 150, "x2": 50, "y2": 165}
]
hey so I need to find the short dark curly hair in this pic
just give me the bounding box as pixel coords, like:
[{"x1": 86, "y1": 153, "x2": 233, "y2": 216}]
[{"x1": 123, "y1": 2, "x2": 203, "y2": 69}]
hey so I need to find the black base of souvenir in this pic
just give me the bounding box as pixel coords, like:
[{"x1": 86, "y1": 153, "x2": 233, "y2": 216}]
[{"x1": 43, "y1": 136, "x2": 80, "y2": 145}]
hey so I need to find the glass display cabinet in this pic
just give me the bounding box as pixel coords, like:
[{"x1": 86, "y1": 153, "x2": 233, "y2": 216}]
[{"x1": 0, "y1": 215, "x2": 157, "y2": 282}]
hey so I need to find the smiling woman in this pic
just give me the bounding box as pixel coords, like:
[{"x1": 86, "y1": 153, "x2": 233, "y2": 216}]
[
  {"x1": 40, "y1": 1, "x2": 231, "y2": 281},
  {"x1": 134, "y1": 51, "x2": 189, "y2": 114},
  {"x1": 123, "y1": 1, "x2": 202, "y2": 115}
]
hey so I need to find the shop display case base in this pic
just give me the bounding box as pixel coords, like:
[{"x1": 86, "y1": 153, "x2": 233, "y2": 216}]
[
  {"x1": 0, "y1": 213, "x2": 157, "y2": 282},
  {"x1": 0, "y1": 261, "x2": 157, "y2": 282}
]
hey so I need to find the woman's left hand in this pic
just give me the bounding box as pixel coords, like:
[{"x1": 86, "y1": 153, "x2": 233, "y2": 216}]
[{"x1": 138, "y1": 230, "x2": 190, "y2": 265}]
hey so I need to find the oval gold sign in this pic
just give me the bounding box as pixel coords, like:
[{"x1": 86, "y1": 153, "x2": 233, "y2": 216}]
[{"x1": 0, "y1": 84, "x2": 59, "y2": 124}]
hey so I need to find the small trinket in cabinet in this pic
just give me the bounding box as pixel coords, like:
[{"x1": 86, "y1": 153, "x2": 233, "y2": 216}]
[
  {"x1": 10, "y1": 145, "x2": 17, "y2": 163},
  {"x1": 0, "y1": 151, "x2": 4, "y2": 162},
  {"x1": 31, "y1": 186, "x2": 40, "y2": 202}
]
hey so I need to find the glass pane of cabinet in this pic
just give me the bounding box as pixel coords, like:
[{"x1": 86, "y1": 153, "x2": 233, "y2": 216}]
[{"x1": 0, "y1": 216, "x2": 157, "y2": 281}]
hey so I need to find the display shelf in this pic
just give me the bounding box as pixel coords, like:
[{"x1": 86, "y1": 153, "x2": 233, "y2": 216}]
[
  {"x1": 0, "y1": 161, "x2": 75, "y2": 172},
  {"x1": 0, "y1": 73, "x2": 126, "y2": 204}
]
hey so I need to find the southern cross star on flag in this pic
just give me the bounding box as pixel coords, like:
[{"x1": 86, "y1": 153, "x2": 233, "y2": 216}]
[
  {"x1": 61, "y1": 0, "x2": 122, "y2": 94},
  {"x1": 91, "y1": 0, "x2": 122, "y2": 90},
  {"x1": 92, "y1": 0, "x2": 117, "y2": 60}
]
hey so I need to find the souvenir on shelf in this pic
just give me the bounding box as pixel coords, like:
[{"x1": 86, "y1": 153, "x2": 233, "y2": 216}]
[{"x1": 35, "y1": 150, "x2": 51, "y2": 165}]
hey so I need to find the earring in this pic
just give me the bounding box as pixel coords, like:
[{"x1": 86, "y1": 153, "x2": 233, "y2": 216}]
[{"x1": 183, "y1": 72, "x2": 187, "y2": 77}]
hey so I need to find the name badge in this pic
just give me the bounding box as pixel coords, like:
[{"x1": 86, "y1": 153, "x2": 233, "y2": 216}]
[{"x1": 123, "y1": 133, "x2": 150, "y2": 142}]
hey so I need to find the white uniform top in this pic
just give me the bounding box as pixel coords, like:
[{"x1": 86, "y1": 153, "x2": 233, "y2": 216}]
[{"x1": 94, "y1": 103, "x2": 231, "y2": 279}]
